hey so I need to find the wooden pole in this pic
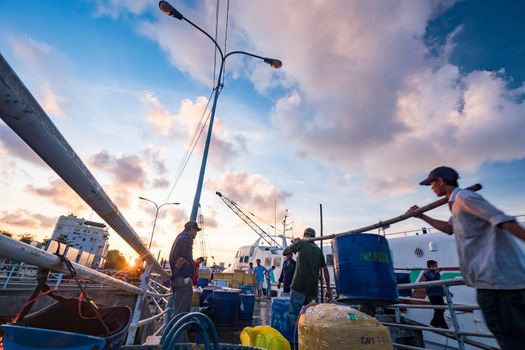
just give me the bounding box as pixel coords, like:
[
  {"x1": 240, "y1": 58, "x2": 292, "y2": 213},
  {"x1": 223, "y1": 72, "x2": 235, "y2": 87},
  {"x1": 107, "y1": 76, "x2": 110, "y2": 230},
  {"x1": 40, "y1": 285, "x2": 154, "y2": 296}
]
[{"x1": 307, "y1": 183, "x2": 482, "y2": 242}]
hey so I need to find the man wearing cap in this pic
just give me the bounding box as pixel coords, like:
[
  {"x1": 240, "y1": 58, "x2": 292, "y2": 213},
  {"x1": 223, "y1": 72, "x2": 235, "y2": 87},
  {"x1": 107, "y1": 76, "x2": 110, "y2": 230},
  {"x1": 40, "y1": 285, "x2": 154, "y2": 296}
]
[
  {"x1": 284, "y1": 227, "x2": 331, "y2": 338},
  {"x1": 278, "y1": 252, "x2": 296, "y2": 294},
  {"x1": 169, "y1": 221, "x2": 201, "y2": 325},
  {"x1": 408, "y1": 166, "x2": 525, "y2": 349}
]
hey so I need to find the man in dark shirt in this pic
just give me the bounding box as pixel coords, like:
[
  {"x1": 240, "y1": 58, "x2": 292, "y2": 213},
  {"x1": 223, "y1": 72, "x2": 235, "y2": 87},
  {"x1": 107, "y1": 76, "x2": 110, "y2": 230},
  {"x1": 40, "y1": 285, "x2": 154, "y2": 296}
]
[
  {"x1": 169, "y1": 221, "x2": 200, "y2": 324},
  {"x1": 423, "y1": 260, "x2": 448, "y2": 329},
  {"x1": 284, "y1": 228, "x2": 331, "y2": 338},
  {"x1": 277, "y1": 252, "x2": 296, "y2": 293}
]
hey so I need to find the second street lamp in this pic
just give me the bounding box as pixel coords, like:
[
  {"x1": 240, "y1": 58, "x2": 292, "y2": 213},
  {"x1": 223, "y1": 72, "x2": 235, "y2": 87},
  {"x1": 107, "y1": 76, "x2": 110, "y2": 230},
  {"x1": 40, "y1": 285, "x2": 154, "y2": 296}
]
[
  {"x1": 159, "y1": 1, "x2": 282, "y2": 221},
  {"x1": 139, "y1": 196, "x2": 180, "y2": 250}
]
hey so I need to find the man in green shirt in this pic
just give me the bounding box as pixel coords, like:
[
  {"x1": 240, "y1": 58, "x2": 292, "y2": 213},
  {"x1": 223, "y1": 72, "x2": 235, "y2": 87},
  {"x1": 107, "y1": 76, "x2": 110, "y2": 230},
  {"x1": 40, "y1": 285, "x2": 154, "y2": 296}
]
[{"x1": 284, "y1": 227, "x2": 331, "y2": 337}]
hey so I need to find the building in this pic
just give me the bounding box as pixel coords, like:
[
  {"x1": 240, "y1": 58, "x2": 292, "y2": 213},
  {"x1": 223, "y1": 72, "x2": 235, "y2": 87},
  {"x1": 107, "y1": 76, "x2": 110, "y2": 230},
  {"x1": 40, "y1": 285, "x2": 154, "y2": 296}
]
[{"x1": 51, "y1": 214, "x2": 109, "y2": 268}]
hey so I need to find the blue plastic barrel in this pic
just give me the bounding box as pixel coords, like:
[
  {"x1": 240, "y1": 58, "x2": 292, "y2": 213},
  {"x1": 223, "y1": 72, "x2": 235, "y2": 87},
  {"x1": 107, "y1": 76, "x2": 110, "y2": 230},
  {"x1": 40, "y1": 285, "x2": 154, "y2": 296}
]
[
  {"x1": 270, "y1": 297, "x2": 293, "y2": 342},
  {"x1": 209, "y1": 290, "x2": 240, "y2": 326},
  {"x1": 332, "y1": 233, "x2": 399, "y2": 304},
  {"x1": 237, "y1": 294, "x2": 255, "y2": 320},
  {"x1": 200, "y1": 287, "x2": 215, "y2": 306},
  {"x1": 238, "y1": 285, "x2": 254, "y2": 295},
  {"x1": 197, "y1": 278, "x2": 209, "y2": 288},
  {"x1": 1, "y1": 325, "x2": 106, "y2": 350}
]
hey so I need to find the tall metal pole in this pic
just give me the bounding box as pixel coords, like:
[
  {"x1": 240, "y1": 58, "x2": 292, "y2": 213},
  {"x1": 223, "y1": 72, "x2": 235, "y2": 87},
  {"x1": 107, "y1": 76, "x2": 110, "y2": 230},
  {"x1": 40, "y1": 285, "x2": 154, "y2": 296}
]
[
  {"x1": 190, "y1": 60, "x2": 224, "y2": 220},
  {"x1": 158, "y1": 2, "x2": 282, "y2": 222},
  {"x1": 149, "y1": 205, "x2": 160, "y2": 250}
]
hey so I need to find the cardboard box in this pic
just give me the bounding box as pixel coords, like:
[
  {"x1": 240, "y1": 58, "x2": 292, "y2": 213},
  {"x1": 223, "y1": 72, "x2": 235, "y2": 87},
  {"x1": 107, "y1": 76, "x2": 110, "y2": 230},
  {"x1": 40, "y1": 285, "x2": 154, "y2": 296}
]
[
  {"x1": 243, "y1": 273, "x2": 256, "y2": 285},
  {"x1": 233, "y1": 271, "x2": 244, "y2": 284},
  {"x1": 213, "y1": 272, "x2": 234, "y2": 283}
]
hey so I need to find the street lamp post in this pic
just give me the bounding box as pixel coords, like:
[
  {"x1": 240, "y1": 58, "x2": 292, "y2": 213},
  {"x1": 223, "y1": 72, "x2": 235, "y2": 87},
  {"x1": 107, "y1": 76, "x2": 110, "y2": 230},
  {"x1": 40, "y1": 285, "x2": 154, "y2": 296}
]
[
  {"x1": 139, "y1": 196, "x2": 180, "y2": 250},
  {"x1": 159, "y1": 1, "x2": 282, "y2": 221}
]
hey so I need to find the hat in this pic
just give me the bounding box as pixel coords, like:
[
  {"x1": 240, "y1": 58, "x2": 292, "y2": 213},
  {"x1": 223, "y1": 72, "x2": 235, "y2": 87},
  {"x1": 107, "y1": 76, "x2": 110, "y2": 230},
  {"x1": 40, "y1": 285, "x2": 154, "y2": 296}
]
[
  {"x1": 419, "y1": 166, "x2": 459, "y2": 186},
  {"x1": 304, "y1": 227, "x2": 316, "y2": 237},
  {"x1": 184, "y1": 221, "x2": 201, "y2": 231}
]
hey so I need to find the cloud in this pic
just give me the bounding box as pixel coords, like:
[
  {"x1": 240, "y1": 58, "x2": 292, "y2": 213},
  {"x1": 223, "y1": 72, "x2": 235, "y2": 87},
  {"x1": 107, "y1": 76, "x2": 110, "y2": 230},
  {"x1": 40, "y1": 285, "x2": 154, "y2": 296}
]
[
  {"x1": 206, "y1": 171, "x2": 292, "y2": 222},
  {"x1": 7, "y1": 34, "x2": 71, "y2": 117},
  {"x1": 118, "y1": 1, "x2": 524, "y2": 197},
  {"x1": 141, "y1": 92, "x2": 175, "y2": 136},
  {"x1": 40, "y1": 83, "x2": 68, "y2": 118},
  {"x1": 200, "y1": 209, "x2": 219, "y2": 230},
  {"x1": 93, "y1": 0, "x2": 151, "y2": 19},
  {"x1": 89, "y1": 151, "x2": 147, "y2": 188},
  {"x1": 229, "y1": 1, "x2": 525, "y2": 195},
  {"x1": 25, "y1": 178, "x2": 87, "y2": 212},
  {"x1": 141, "y1": 93, "x2": 247, "y2": 167},
  {"x1": 0, "y1": 209, "x2": 55, "y2": 229},
  {"x1": 0, "y1": 125, "x2": 46, "y2": 166}
]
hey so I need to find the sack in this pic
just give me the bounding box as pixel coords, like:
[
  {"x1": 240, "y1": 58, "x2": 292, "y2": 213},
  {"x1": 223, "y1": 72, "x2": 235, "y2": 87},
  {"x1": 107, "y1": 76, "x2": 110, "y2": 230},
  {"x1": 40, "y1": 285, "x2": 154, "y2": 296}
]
[
  {"x1": 298, "y1": 303, "x2": 392, "y2": 350},
  {"x1": 16, "y1": 298, "x2": 132, "y2": 350},
  {"x1": 240, "y1": 325, "x2": 291, "y2": 350}
]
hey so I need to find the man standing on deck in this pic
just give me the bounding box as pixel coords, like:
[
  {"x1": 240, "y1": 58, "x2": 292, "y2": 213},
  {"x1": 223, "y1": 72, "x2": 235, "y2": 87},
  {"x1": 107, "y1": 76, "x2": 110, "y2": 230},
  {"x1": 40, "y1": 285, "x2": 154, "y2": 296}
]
[
  {"x1": 408, "y1": 166, "x2": 525, "y2": 350},
  {"x1": 247, "y1": 262, "x2": 254, "y2": 274},
  {"x1": 278, "y1": 252, "x2": 296, "y2": 294},
  {"x1": 423, "y1": 260, "x2": 448, "y2": 329},
  {"x1": 254, "y1": 259, "x2": 266, "y2": 301},
  {"x1": 169, "y1": 221, "x2": 200, "y2": 322},
  {"x1": 284, "y1": 228, "x2": 331, "y2": 336}
]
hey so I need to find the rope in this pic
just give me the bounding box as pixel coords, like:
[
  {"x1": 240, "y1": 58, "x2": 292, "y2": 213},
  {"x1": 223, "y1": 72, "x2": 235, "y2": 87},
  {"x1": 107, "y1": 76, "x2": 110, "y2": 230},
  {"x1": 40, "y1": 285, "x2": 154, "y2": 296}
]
[
  {"x1": 164, "y1": 88, "x2": 215, "y2": 203},
  {"x1": 222, "y1": 0, "x2": 230, "y2": 85}
]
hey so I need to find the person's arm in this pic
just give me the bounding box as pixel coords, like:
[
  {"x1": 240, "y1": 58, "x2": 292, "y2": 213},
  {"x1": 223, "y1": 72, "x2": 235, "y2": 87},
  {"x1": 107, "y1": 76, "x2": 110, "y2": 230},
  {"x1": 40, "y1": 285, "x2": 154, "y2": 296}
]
[
  {"x1": 322, "y1": 266, "x2": 331, "y2": 301},
  {"x1": 500, "y1": 221, "x2": 525, "y2": 242},
  {"x1": 283, "y1": 239, "x2": 301, "y2": 255},
  {"x1": 277, "y1": 267, "x2": 284, "y2": 288},
  {"x1": 407, "y1": 205, "x2": 453, "y2": 234}
]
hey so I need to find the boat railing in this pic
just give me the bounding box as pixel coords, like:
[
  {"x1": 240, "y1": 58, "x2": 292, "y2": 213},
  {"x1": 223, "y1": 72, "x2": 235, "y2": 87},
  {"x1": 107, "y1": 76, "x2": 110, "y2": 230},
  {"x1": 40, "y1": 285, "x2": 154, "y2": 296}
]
[
  {"x1": 0, "y1": 235, "x2": 175, "y2": 345},
  {"x1": 0, "y1": 54, "x2": 177, "y2": 344},
  {"x1": 385, "y1": 277, "x2": 497, "y2": 350}
]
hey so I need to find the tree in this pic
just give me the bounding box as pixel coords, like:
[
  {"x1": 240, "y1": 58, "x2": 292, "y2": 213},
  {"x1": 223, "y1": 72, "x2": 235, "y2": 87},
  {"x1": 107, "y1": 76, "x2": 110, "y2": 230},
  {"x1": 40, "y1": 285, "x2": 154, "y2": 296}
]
[
  {"x1": 104, "y1": 249, "x2": 128, "y2": 270},
  {"x1": 1, "y1": 230, "x2": 13, "y2": 238},
  {"x1": 18, "y1": 234, "x2": 34, "y2": 244}
]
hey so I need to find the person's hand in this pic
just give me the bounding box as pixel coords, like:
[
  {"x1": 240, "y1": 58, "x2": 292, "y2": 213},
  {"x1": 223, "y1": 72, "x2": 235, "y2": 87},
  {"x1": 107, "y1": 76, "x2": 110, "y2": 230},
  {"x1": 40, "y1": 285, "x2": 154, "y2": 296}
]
[{"x1": 406, "y1": 205, "x2": 423, "y2": 218}]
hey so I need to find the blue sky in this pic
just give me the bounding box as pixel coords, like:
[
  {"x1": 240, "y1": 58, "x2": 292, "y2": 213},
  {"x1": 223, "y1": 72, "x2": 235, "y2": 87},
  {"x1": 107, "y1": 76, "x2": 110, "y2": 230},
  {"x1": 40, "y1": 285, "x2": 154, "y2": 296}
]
[{"x1": 1, "y1": 0, "x2": 524, "y2": 265}]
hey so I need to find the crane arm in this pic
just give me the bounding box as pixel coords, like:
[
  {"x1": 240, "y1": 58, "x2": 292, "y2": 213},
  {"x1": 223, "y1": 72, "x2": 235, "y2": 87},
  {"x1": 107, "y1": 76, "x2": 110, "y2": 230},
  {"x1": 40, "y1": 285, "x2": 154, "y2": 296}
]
[{"x1": 216, "y1": 191, "x2": 282, "y2": 248}]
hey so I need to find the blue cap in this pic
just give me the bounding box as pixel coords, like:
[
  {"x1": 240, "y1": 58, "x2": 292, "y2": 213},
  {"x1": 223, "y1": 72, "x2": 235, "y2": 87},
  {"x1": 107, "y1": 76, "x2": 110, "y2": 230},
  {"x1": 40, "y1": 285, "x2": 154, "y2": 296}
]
[{"x1": 419, "y1": 166, "x2": 459, "y2": 186}]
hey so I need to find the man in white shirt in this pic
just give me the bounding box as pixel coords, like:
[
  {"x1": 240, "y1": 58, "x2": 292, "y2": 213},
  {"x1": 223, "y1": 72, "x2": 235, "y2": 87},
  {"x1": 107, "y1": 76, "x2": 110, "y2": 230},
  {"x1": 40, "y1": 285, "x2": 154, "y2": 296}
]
[{"x1": 408, "y1": 166, "x2": 525, "y2": 350}]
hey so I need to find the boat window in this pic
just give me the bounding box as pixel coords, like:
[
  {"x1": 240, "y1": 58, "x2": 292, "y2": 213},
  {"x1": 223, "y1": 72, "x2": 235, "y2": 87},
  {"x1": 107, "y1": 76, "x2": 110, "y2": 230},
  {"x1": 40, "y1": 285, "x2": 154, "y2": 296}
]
[
  {"x1": 264, "y1": 257, "x2": 272, "y2": 267},
  {"x1": 239, "y1": 257, "x2": 243, "y2": 263},
  {"x1": 243, "y1": 256, "x2": 249, "y2": 263},
  {"x1": 326, "y1": 254, "x2": 334, "y2": 265},
  {"x1": 273, "y1": 257, "x2": 282, "y2": 267}
]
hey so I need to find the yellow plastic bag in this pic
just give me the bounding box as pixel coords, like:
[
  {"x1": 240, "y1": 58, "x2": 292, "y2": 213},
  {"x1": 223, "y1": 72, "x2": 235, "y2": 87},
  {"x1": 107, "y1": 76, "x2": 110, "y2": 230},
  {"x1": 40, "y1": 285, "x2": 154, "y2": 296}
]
[{"x1": 240, "y1": 325, "x2": 291, "y2": 350}]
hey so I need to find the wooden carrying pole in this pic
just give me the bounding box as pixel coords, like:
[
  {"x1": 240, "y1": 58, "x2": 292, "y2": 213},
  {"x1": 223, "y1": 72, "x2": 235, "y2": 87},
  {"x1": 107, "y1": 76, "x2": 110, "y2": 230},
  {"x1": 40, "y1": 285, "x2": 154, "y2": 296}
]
[{"x1": 307, "y1": 183, "x2": 482, "y2": 242}]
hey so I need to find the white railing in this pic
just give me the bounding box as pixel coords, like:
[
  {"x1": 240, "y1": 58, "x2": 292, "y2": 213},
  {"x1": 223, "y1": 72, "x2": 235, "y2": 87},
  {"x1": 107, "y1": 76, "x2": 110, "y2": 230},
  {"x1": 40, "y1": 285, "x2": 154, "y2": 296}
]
[{"x1": 386, "y1": 277, "x2": 497, "y2": 350}]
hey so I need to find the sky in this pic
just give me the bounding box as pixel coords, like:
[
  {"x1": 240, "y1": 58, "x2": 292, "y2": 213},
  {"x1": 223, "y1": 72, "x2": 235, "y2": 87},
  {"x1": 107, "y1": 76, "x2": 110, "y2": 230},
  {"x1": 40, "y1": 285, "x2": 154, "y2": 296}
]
[{"x1": 1, "y1": 0, "x2": 525, "y2": 266}]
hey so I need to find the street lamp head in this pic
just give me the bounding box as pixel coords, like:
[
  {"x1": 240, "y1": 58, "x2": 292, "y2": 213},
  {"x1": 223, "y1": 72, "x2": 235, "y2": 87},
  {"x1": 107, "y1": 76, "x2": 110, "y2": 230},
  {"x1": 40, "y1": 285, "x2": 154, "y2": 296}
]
[
  {"x1": 138, "y1": 196, "x2": 147, "y2": 200},
  {"x1": 264, "y1": 58, "x2": 283, "y2": 69},
  {"x1": 159, "y1": 1, "x2": 183, "y2": 20}
]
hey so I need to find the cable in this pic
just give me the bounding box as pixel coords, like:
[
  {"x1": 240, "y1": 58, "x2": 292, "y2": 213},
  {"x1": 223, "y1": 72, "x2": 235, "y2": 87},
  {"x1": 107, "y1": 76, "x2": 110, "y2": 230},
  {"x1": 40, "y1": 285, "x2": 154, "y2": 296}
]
[
  {"x1": 164, "y1": 88, "x2": 216, "y2": 203},
  {"x1": 222, "y1": 0, "x2": 230, "y2": 85}
]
